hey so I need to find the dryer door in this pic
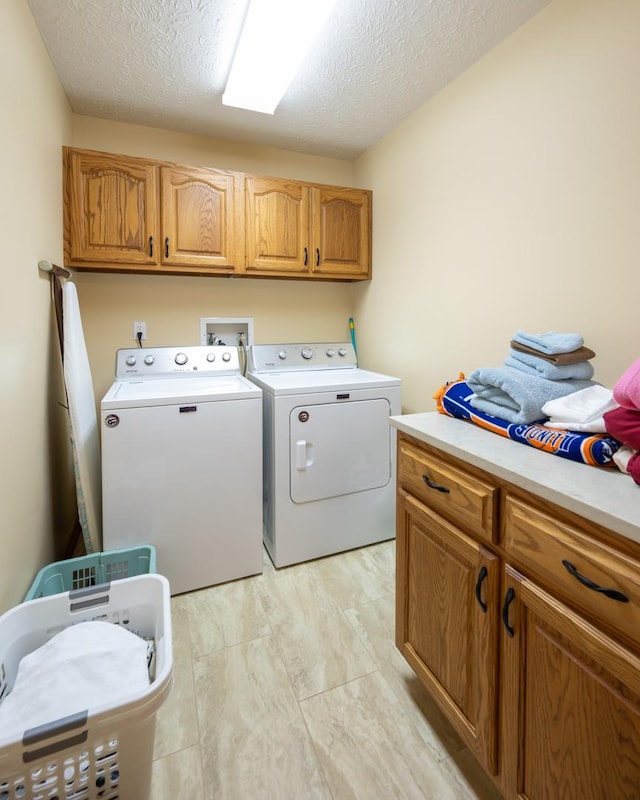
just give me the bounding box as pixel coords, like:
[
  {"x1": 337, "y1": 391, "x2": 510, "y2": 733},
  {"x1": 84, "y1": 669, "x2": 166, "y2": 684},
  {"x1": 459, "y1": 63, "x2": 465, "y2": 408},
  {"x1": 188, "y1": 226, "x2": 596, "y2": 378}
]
[{"x1": 289, "y1": 398, "x2": 391, "y2": 503}]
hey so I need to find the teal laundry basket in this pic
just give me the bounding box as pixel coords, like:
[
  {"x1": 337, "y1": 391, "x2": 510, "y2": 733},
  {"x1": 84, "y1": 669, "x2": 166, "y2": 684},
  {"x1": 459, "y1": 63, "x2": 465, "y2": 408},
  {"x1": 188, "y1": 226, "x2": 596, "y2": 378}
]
[{"x1": 24, "y1": 545, "x2": 157, "y2": 601}]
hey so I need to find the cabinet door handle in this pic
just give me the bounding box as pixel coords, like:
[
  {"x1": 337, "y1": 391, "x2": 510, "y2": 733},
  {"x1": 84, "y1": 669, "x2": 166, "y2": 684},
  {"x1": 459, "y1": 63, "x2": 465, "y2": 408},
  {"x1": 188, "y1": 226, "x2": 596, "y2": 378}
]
[
  {"x1": 304, "y1": 247, "x2": 308, "y2": 266},
  {"x1": 421, "y1": 475, "x2": 450, "y2": 494},
  {"x1": 316, "y1": 248, "x2": 320, "y2": 266},
  {"x1": 502, "y1": 587, "x2": 515, "y2": 637},
  {"x1": 165, "y1": 236, "x2": 170, "y2": 258},
  {"x1": 561, "y1": 560, "x2": 629, "y2": 603},
  {"x1": 149, "y1": 235, "x2": 153, "y2": 257},
  {"x1": 475, "y1": 565, "x2": 488, "y2": 613}
]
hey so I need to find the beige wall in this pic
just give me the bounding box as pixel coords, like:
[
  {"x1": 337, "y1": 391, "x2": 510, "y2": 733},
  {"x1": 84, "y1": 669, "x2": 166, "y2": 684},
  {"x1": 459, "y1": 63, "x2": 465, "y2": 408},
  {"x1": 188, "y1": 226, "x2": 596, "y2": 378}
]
[
  {"x1": 72, "y1": 116, "x2": 356, "y2": 185},
  {"x1": 70, "y1": 118, "x2": 359, "y2": 404},
  {"x1": 1, "y1": 0, "x2": 73, "y2": 611},
  {"x1": 354, "y1": 0, "x2": 640, "y2": 413}
]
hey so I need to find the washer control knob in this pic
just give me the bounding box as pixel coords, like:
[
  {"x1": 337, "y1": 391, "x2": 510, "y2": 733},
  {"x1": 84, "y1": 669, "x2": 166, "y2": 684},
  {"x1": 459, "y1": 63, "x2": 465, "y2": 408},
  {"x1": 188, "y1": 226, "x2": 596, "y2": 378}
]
[
  {"x1": 144, "y1": 355, "x2": 155, "y2": 366},
  {"x1": 301, "y1": 347, "x2": 313, "y2": 360},
  {"x1": 125, "y1": 355, "x2": 136, "y2": 366},
  {"x1": 206, "y1": 352, "x2": 216, "y2": 362},
  {"x1": 175, "y1": 352, "x2": 188, "y2": 365},
  {"x1": 222, "y1": 352, "x2": 231, "y2": 362},
  {"x1": 326, "y1": 348, "x2": 335, "y2": 357},
  {"x1": 278, "y1": 350, "x2": 287, "y2": 360},
  {"x1": 338, "y1": 347, "x2": 348, "y2": 357}
]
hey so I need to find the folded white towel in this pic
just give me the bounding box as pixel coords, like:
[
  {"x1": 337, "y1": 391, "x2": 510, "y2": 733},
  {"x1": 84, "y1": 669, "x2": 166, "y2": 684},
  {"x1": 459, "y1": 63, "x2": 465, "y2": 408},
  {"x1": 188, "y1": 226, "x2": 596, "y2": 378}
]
[
  {"x1": 0, "y1": 621, "x2": 149, "y2": 739},
  {"x1": 613, "y1": 445, "x2": 638, "y2": 474},
  {"x1": 541, "y1": 385, "x2": 617, "y2": 426},
  {"x1": 543, "y1": 419, "x2": 609, "y2": 433}
]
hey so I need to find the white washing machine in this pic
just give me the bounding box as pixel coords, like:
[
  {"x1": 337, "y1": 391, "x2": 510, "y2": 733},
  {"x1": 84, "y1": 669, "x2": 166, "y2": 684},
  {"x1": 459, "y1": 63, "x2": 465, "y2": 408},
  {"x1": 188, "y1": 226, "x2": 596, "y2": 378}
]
[
  {"x1": 101, "y1": 345, "x2": 263, "y2": 594},
  {"x1": 247, "y1": 342, "x2": 401, "y2": 567}
]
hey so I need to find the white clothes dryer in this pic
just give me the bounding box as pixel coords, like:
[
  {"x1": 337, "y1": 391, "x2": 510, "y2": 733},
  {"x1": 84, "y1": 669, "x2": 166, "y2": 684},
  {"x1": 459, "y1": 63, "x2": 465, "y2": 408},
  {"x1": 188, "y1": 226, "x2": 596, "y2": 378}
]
[
  {"x1": 247, "y1": 342, "x2": 401, "y2": 567},
  {"x1": 101, "y1": 345, "x2": 263, "y2": 594}
]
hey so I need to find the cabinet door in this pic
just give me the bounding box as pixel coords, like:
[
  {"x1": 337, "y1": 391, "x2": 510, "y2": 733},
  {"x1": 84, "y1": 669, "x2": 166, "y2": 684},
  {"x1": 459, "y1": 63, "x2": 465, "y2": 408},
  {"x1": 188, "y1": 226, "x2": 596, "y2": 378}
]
[
  {"x1": 245, "y1": 176, "x2": 310, "y2": 273},
  {"x1": 161, "y1": 165, "x2": 239, "y2": 272},
  {"x1": 65, "y1": 149, "x2": 158, "y2": 266},
  {"x1": 500, "y1": 566, "x2": 640, "y2": 800},
  {"x1": 311, "y1": 186, "x2": 371, "y2": 279},
  {"x1": 396, "y1": 489, "x2": 500, "y2": 773}
]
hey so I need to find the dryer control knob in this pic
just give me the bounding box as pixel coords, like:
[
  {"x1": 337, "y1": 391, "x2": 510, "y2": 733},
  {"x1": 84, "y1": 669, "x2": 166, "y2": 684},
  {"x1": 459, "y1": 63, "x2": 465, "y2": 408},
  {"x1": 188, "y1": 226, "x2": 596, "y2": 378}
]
[
  {"x1": 301, "y1": 347, "x2": 313, "y2": 360},
  {"x1": 278, "y1": 350, "x2": 287, "y2": 360},
  {"x1": 125, "y1": 355, "x2": 137, "y2": 366},
  {"x1": 175, "y1": 352, "x2": 188, "y2": 365},
  {"x1": 338, "y1": 347, "x2": 348, "y2": 357},
  {"x1": 144, "y1": 355, "x2": 155, "y2": 366},
  {"x1": 326, "y1": 348, "x2": 335, "y2": 357},
  {"x1": 222, "y1": 352, "x2": 231, "y2": 362},
  {"x1": 206, "y1": 353, "x2": 216, "y2": 362}
]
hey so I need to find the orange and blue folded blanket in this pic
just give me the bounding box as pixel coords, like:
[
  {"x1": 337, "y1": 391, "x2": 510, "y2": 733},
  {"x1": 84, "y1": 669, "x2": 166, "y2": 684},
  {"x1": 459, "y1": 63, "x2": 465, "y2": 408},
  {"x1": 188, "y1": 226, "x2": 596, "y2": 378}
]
[{"x1": 434, "y1": 376, "x2": 620, "y2": 467}]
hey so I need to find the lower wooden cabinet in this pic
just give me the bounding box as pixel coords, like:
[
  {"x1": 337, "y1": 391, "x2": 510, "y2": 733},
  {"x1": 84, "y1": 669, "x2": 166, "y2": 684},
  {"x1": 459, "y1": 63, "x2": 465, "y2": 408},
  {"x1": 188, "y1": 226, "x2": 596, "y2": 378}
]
[
  {"x1": 396, "y1": 489, "x2": 500, "y2": 774},
  {"x1": 395, "y1": 430, "x2": 640, "y2": 799},
  {"x1": 501, "y1": 566, "x2": 640, "y2": 800}
]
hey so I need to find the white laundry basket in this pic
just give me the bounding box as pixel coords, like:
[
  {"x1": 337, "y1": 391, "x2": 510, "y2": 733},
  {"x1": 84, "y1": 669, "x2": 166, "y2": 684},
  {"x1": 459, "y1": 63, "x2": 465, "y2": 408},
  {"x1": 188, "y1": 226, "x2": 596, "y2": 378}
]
[{"x1": 0, "y1": 574, "x2": 173, "y2": 800}]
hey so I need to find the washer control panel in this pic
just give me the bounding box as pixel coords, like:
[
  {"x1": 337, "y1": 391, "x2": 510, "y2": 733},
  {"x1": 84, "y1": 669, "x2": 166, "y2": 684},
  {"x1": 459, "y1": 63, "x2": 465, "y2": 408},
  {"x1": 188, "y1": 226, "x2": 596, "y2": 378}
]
[
  {"x1": 249, "y1": 342, "x2": 357, "y2": 373},
  {"x1": 114, "y1": 345, "x2": 240, "y2": 379}
]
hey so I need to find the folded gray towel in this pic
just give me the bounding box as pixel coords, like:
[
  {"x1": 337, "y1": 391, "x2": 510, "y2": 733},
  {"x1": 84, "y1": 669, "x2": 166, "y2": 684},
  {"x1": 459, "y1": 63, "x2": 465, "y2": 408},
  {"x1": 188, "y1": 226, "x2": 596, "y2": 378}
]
[
  {"x1": 467, "y1": 366, "x2": 597, "y2": 424},
  {"x1": 512, "y1": 330, "x2": 584, "y2": 355},
  {"x1": 504, "y1": 350, "x2": 594, "y2": 381}
]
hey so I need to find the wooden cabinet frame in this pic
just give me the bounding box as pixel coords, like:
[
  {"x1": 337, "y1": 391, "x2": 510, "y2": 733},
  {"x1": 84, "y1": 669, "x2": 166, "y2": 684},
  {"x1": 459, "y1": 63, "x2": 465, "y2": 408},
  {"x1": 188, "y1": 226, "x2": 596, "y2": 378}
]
[
  {"x1": 500, "y1": 566, "x2": 640, "y2": 800},
  {"x1": 63, "y1": 148, "x2": 372, "y2": 280},
  {"x1": 396, "y1": 489, "x2": 500, "y2": 774},
  {"x1": 243, "y1": 175, "x2": 371, "y2": 279},
  {"x1": 396, "y1": 431, "x2": 640, "y2": 800}
]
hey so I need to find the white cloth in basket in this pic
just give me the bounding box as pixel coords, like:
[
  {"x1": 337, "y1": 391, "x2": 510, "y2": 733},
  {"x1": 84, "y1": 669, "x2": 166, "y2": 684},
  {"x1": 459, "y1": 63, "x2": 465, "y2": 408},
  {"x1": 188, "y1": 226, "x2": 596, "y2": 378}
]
[{"x1": 0, "y1": 620, "x2": 149, "y2": 738}]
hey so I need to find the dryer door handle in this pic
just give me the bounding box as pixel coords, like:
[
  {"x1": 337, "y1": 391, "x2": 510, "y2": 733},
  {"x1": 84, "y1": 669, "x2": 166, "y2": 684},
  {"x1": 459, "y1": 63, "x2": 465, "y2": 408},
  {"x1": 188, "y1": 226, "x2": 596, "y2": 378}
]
[{"x1": 295, "y1": 439, "x2": 311, "y2": 470}]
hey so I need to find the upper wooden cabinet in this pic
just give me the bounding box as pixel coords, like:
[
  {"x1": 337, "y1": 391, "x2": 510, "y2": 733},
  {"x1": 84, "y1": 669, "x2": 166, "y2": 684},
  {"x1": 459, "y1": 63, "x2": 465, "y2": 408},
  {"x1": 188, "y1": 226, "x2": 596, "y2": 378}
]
[
  {"x1": 64, "y1": 148, "x2": 241, "y2": 275},
  {"x1": 312, "y1": 185, "x2": 371, "y2": 278},
  {"x1": 64, "y1": 149, "x2": 159, "y2": 267},
  {"x1": 63, "y1": 148, "x2": 372, "y2": 280},
  {"x1": 160, "y1": 164, "x2": 238, "y2": 271},
  {"x1": 244, "y1": 175, "x2": 371, "y2": 279},
  {"x1": 244, "y1": 176, "x2": 310, "y2": 274}
]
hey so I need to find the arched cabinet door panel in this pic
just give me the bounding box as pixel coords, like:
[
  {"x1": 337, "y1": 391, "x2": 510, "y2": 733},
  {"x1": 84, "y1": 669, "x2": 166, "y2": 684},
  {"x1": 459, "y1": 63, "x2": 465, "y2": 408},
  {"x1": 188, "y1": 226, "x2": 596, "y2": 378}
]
[
  {"x1": 312, "y1": 186, "x2": 371, "y2": 278},
  {"x1": 245, "y1": 176, "x2": 310, "y2": 274},
  {"x1": 161, "y1": 165, "x2": 239, "y2": 272},
  {"x1": 65, "y1": 149, "x2": 158, "y2": 266}
]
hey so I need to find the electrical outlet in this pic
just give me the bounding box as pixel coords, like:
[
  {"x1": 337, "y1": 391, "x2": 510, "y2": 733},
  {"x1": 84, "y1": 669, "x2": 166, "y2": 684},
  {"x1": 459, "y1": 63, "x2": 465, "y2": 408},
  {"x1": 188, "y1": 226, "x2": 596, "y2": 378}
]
[{"x1": 133, "y1": 321, "x2": 147, "y2": 341}]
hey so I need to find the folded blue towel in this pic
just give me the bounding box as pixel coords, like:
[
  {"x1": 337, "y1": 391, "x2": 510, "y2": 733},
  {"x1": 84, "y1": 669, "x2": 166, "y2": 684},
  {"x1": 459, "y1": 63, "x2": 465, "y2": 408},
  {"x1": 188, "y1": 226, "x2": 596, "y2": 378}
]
[
  {"x1": 505, "y1": 350, "x2": 594, "y2": 381},
  {"x1": 512, "y1": 330, "x2": 584, "y2": 355},
  {"x1": 467, "y1": 366, "x2": 597, "y2": 424}
]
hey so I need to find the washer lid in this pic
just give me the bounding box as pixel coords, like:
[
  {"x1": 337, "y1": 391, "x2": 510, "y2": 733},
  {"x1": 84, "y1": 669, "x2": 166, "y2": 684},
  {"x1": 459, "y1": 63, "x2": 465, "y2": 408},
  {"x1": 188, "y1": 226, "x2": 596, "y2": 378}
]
[
  {"x1": 246, "y1": 367, "x2": 401, "y2": 396},
  {"x1": 101, "y1": 374, "x2": 261, "y2": 409}
]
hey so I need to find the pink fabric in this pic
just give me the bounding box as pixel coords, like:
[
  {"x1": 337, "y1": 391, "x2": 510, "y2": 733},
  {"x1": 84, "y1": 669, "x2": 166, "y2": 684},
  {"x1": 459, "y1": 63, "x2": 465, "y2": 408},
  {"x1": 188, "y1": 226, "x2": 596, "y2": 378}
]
[
  {"x1": 628, "y1": 452, "x2": 640, "y2": 486},
  {"x1": 613, "y1": 358, "x2": 640, "y2": 410},
  {"x1": 603, "y1": 407, "x2": 640, "y2": 450}
]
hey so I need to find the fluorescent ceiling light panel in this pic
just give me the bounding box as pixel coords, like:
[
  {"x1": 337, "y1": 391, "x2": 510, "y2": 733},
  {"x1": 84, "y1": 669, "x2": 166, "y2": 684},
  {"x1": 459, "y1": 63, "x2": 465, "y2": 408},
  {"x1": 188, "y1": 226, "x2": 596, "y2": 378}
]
[{"x1": 223, "y1": 0, "x2": 339, "y2": 114}]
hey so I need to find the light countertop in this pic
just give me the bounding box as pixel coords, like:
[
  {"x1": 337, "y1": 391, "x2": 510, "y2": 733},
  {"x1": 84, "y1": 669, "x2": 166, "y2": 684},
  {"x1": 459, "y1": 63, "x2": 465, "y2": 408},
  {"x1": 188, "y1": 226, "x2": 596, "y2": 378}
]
[{"x1": 391, "y1": 412, "x2": 640, "y2": 546}]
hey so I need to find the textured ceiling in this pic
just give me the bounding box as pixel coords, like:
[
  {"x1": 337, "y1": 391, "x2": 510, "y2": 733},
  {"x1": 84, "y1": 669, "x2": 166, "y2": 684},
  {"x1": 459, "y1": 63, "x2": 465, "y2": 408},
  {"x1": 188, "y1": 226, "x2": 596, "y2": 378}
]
[{"x1": 26, "y1": 0, "x2": 552, "y2": 159}]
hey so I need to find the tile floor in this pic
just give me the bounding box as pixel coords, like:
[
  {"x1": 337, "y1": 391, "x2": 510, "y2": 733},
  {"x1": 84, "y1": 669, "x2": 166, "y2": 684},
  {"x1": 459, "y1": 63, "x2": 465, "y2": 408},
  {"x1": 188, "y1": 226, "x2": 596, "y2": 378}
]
[{"x1": 150, "y1": 540, "x2": 502, "y2": 800}]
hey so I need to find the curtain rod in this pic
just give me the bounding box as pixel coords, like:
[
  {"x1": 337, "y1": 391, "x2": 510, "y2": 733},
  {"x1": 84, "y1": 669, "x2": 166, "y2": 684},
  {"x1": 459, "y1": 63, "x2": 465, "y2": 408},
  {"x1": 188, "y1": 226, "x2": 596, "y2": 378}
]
[{"x1": 38, "y1": 260, "x2": 72, "y2": 279}]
